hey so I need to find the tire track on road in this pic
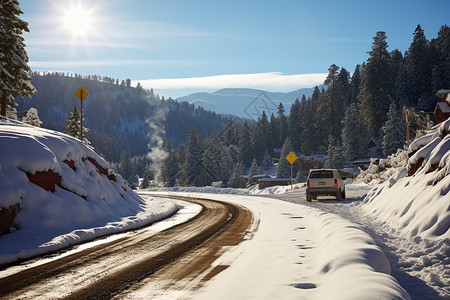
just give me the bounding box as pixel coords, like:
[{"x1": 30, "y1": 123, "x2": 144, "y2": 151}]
[{"x1": 0, "y1": 196, "x2": 254, "y2": 300}]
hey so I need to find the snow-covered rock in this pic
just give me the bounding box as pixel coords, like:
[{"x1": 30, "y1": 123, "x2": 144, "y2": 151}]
[{"x1": 0, "y1": 118, "x2": 178, "y2": 265}]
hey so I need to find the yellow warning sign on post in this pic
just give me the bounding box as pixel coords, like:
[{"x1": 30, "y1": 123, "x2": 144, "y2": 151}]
[
  {"x1": 286, "y1": 151, "x2": 297, "y2": 164},
  {"x1": 76, "y1": 86, "x2": 88, "y2": 101},
  {"x1": 75, "y1": 86, "x2": 88, "y2": 142}
]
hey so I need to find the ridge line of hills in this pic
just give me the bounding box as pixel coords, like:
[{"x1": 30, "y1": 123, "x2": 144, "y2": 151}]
[
  {"x1": 14, "y1": 73, "x2": 315, "y2": 183},
  {"x1": 177, "y1": 87, "x2": 317, "y2": 118}
]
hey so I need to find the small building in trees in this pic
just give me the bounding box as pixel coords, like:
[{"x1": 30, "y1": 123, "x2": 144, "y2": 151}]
[
  {"x1": 258, "y1": 178, "x2": 291, "y2": 189},
  {"x1": 271, "y1": 148, "x2": 282, "y2": 163},
  {"x1": 434, "y1": 90, "x2": 450, "y2": 124},
  {"x1": 252, "y1": 174, "x2": 271, "y2": 183}
]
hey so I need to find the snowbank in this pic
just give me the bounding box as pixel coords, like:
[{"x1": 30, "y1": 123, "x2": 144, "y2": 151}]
[
  {"x1": 362, "y1": 119, "x2": 450, "y2": 240},
  {"x1": 306, "y1": 206, "x2": 410, "y2": 300},
  {"x1": 360, "y1": 118, "x2": 450, "y2": 297},
  {"x1": 0, "y1": 118, "x2": 178, "y2": 266},
  {"x1": 149, "y1": 182, "x2": 306, "y2": 196},
  {"x1": 150, "y1": 186, "x2": 251, "y2": 196}
]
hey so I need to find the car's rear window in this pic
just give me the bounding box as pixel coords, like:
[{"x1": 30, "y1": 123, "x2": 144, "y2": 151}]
[{"x1": 309, "y1": 171, "x2": 333, "y2": 178}]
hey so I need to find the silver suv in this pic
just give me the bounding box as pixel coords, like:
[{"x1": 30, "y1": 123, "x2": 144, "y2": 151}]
[{"x1": 306, "y1": 169, "x2": 345, "y2": 202}]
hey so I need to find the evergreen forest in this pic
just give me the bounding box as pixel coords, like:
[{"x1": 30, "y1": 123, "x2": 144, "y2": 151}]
[
  {"x1": 158, "y1": 25, "x2": 450, "y2": 187},
  {"x1": 13, "y1": 24, "x2": 450, "y2": 188}
]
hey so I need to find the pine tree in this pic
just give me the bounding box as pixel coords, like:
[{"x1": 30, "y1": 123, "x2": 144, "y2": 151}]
[
  {"x1": 119, "y1": 148, "x2": 134, "y2": 183},
  {"x1": 359, "y1": 31, "x2": 393, "y2": 137},
  {"x1": 324, "y1": 137, "x2": 334, "y2": 169},
  {"x1": 248, "y1": 158, "x2": 259, "y2": 184},
  {"x1": 324, "y1": 136, "x2": 345, "y2": 169},
  {"x1": 341, "y1": 104, "x2": 367, "y2": 164},
  {"x1": 350, "y1": 65, "x2": 361, "y2": 104},
  {"x1": 319, "y1": 64, "x2": 343, "y2": 141},
  {"x1": 143, "y1": 163, "x2": 154, "y2": 180},
  {"x1": 177, "y1": 142, "x2": 188, "y2": 186},
  {"x1": 237, "y1": 122, "x2": 253, "y2": 168},
  {"x1": 382, "y1": 101, "x2": 405, "y2": 157},
  {"x1": 275, "y1": 103, "x2": 289, "y2": 148},
  {"x1": 184, "y1": 127, "x2": 204, "y2": 186},
  {"x1": 22, "y1": 107, "x2": 42, "y2": 127},
  {"x1": 432, "y1": 25, "x2": 450, "y2": 91},
  {"x1": 406, "y1": 25, "x2": 432, "y2": 110},
  {"x1": 276, "y1": 137, "x2": 293, "y2": 178},
  {"x1": 300, "y1": 87, "x2": 320, "y2": 155},
  {"x1": 390, "y1": 49, "x2": 404, "y2": 102},
  {"x1": 0, "y1": 0, "x2": 36, "y2": 116},
  {"x1": 261, "y1": 150, "x2": 272, "y2": 170},
  {"x1": 338, "y1": 67, "x2": 352, "y2": 108},
  {"x1": 140, "y1": 175, "x2": 150, "y2": 189},
  {"x1": 288, "y1": 98, "x2": 302, "y2": 151},
  {"x1": 269, "y1": 113, "x2": 277, "y2": 150},
  {"x1": 202, "y1": 135, "x2": 232, "y2": 186},
  {"x1": 160, "y1": 139, "x2": 178, "y2": 187},
  {"x1": 395, "y1": 61, "x2": 410, "y2": 107},
  {"x1": 64, "y1": 106, "x2": 89, "y2": 144},
  {"x1": 217, "y1": 139, "x2": 232, "y2": 185},
  {"x1": 252, "y1": 111, "x2": 273, "y2": 163},
  {"x1": 229, "y1": 162, "x2": 245, "y2": 188},
  {"x1": 202, "y1": 138, "x2": 217, "y2": 185},
  {"x1": 223, "y1": 119, "x2": 237, "y2": 146},
  {"x1": 295, "y1": 169, "x2": 305, "y2": 183},
  {"x1": 64, "y1": 106, "x2": 80, "y2": 137},
  {"x1": 315, "y1": 89, "x2": 331, "y2": 152}
]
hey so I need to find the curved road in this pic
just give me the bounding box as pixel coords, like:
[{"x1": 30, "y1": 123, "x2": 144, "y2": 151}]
[{"x1": 0, "y1": 196, "x2": 254, "y2": 300}]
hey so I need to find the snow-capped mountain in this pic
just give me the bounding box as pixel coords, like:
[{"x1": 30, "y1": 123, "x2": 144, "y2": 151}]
[{"x1": 177, "y1": 87, "x2": 317, "y2": 119}]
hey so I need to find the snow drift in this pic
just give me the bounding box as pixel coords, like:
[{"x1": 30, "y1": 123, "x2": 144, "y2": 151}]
[
  {"x1": 361, "y1": 117, "x2": 450, "y2": 297},
  {"x1": 306, "y1": 207, "x2": 410, "y2": 300},
  {"x1": 362, "y1": 118, "x2": 450, "y2": 240},
  {"x1": 0, "y1": 118, "x2": 178, "y2": 266}
]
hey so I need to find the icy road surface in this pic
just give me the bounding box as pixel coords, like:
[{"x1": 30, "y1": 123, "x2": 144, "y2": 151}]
[{"x1": 149, "y1": 190, "x2": 410, "y2": 300}]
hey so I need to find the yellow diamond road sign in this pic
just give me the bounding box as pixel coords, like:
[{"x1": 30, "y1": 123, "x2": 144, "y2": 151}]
[
  {"x1": 286, "y1": 151, "x2": 297, "y2": 164},
  {"x1": 76, "y1": 86, "x2": 88, "y2": 101}
]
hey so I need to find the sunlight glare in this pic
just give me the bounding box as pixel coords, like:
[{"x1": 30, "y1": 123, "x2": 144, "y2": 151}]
[{"x1": 63, "y1": 4, "x2": 93, "y2": 38}]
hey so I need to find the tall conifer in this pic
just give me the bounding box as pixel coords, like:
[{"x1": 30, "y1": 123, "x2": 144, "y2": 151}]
[{"x1": 0, "y1": 0, "x2": 36, "y2": 116}]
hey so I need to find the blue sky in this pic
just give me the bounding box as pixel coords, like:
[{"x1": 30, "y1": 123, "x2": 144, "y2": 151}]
[{"x1": 20, "y1": 0, "x2": 450, "y2": 98}]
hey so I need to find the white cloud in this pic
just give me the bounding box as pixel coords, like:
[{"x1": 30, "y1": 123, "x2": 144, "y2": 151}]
[
  {"x1": 135, "y1": 72, "x2": 327, "y2": 91},
  {"x1": 29, "y1": 59, "x2": 192, "y2": 68}
]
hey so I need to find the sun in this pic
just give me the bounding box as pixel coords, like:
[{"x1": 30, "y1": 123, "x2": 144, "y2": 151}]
[{"x1": 63, "y1": 3, "x2": 93, "y2": 38}]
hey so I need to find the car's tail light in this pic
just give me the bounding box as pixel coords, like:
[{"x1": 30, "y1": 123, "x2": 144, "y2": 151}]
[
  {"x1": 334, "y1": 179, "x2": 338, "y2": 187},
  {"x1": 307, "y1": 179, "x2": 310, "y2": 187}
]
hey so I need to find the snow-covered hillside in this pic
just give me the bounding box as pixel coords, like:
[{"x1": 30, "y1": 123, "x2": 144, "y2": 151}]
[
  {"x1": 15, "y1": 73, "x2": 226, "y2": 164},
  {"x1": 0, "y1": 118, "x2": 178, "y2": 266}
]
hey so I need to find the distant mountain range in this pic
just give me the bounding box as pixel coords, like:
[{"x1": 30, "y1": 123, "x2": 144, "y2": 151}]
[{"x1": 177, "y1": 87, "x2": 317, "y2": 120}]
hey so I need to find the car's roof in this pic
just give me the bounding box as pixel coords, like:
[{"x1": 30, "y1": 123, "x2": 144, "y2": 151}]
[{"x1": 309, "y1": 169, "x2": 338, "y2": 172}]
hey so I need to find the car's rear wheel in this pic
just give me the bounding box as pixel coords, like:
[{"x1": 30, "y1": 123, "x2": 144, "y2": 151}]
[
  {"x1": 306, "y1": 192, "x2": 312, "y2": 202},
  {"x1": 342, "y1": 189, "x2": 346, "y2": 199},
  {"x1": 336, "y1": 190, "x2": 342, "y2": 201}
]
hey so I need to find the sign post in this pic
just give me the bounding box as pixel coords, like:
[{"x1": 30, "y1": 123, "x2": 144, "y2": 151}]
[
  {"x1": 76, "y1": 86, "x2": 88, "y2": 142},
  {"x1": 405, "y1": 111, "x2": 410, "y2": 149},
  {"x1": 286, "y1": 151, "x2": 298, "y2": 189}
]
